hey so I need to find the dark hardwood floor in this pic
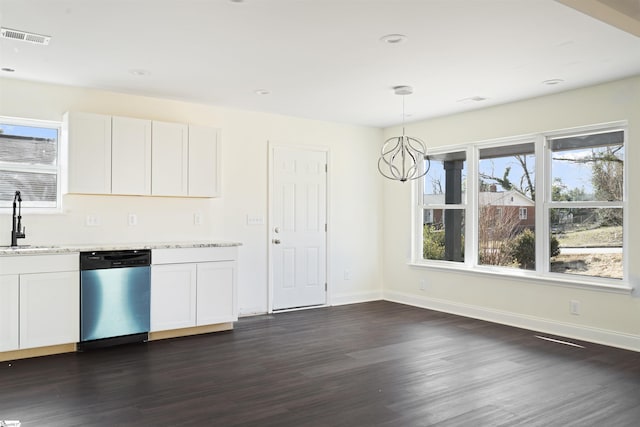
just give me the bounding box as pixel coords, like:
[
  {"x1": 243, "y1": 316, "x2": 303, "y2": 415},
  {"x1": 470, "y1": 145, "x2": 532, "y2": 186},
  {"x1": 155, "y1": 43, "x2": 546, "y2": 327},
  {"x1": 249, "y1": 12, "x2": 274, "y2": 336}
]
[{"x1": 2, "y1": 301, "x2": 640, "y2": 426}]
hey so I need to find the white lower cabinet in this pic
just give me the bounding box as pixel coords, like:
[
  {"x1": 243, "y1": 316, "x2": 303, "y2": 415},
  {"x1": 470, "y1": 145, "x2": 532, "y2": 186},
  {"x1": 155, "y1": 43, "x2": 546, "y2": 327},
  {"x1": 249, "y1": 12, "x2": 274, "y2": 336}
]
[
  {"x1": 196, "y1": 261, "x2": 235, "y2": 325},
  {"x1": 151, "y1": 248, "x2": 237, "y2": 333},
  {"x1": 0, "y1": 254, "x2": 80, "y2": 353},
  {"x1": 0, "y1": 275, "x2": 19, "y2": 352},
  {"x1": 19, "y1": 271, "x2": 80, "y2": 350},
  {"x1": 151, "y1": 263, "x2": 197, "y2": 331}
]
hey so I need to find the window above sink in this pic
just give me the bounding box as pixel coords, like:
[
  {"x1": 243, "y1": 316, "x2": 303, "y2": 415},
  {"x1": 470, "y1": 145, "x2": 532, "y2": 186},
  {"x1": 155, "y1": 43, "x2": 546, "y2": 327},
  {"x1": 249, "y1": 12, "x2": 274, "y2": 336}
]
[{"x1": 0, "y1": 116, "x2": 63, "y2": 213}]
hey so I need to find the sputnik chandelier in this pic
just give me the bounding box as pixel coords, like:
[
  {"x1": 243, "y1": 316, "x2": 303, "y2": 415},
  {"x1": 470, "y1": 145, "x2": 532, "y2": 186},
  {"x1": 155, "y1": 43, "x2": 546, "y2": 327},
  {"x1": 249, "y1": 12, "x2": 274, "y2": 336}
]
[{"x1": 377, "y1": 85, "x2": 430, "y2": 182}]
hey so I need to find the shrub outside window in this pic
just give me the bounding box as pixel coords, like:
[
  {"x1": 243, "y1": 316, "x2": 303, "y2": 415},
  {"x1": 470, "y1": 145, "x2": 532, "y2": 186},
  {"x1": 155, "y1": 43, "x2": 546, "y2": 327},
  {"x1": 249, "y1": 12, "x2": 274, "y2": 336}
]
[
  {"x1": 420, "y1": 151, "x2": 466, "y2": 263},
  {"x1": 415, "y1": 123, "x2": 626, "y2": 286},
  {"x1": 547, "y1": 130, "x2": 624, "y2": 280},
  {"x1": 478, "y1": 143, "x2": 535, "y2": 270}
]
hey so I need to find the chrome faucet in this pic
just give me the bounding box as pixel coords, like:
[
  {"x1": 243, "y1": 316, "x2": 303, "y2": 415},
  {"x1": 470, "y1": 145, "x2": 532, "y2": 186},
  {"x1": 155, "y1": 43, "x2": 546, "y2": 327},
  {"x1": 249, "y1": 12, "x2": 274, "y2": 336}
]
[{"x1": 11, "y1": 190, "x2": 26, "y2": 247}]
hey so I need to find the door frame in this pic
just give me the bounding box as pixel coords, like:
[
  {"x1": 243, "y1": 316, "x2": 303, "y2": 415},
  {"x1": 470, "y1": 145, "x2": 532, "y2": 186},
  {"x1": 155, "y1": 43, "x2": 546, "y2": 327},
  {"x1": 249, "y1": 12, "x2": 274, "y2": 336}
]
[{"x1": 267, "y1": 142, "x2": 331, "y2": 313}]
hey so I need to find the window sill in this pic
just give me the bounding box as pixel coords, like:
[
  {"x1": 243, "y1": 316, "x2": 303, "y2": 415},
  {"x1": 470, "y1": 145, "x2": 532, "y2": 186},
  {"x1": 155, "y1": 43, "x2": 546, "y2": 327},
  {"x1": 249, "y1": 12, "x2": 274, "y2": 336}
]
[{"x1": 408, "y1": 260, "x2": 633, "y2": 295}]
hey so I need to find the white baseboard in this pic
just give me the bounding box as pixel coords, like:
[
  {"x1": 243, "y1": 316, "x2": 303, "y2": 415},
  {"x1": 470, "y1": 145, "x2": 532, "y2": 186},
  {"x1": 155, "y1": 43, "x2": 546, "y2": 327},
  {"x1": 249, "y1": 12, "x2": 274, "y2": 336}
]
[
  {"x1": 383, "y1": 290, "x2": 640, "y2": 353},
  {"x1": 331, "y1": 290, "x2": 383, "y2": 306},
  {"x1": 238, "y1": 306, "x2": 268, "y2": 317}
]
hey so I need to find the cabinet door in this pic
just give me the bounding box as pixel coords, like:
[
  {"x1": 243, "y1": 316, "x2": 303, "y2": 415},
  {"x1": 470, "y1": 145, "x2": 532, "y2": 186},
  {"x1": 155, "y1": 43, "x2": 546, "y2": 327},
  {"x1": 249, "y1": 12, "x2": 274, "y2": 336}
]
[
  {"x1": 151, "y1": 264, "x2": 197, "y2": 332},
  {"x1": 65, "y1": 112, "x2": 112, "y2": 194},
  {"x1": 196, "y1": 261, "x2": 236, "y2": 325},
  {"x1": 0, "y1": 275, "x2": 19, "y2": 352},
  {"x1": 112, "y1": 116, "x2": 152, "y2": 195},
  {"x1": 152, "y1": 121, "x2": 189, "y2": 196},
  {"x1": 19, "y1": 271, "x2": 79, "y2": 349},
  {"x1": 188, "y1": 125, "x2": 220, "y2": 197}
]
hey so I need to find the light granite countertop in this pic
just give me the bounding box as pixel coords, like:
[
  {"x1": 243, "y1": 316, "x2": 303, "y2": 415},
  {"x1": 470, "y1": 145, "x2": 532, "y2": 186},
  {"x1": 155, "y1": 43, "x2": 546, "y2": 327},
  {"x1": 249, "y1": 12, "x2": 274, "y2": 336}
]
[{"x1": 0, "y1": 241, "x2": 242, "y2": 256}]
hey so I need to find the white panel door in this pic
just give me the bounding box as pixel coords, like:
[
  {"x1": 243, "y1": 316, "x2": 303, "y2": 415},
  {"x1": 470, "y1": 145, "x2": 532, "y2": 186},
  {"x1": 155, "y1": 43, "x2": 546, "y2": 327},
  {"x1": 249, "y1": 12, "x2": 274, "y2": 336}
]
[
  {"x1": 196, "y1": 261, "x2": 237, "y2": 325},
  {"x1": 19, "y1": 271, "x2": 79, "y2": 349},
  {"x1": 271, "y1": 146, "x2": 327, "y2": 310},
  {"x1": 150, "y1": 263, "x2": 197, "y2": 331},
  {"x1": 111, "y1": 116, "x2": 152, "y2": 195},
  {"x1": 65, "y1": 111, "x2": 112, "y2": 194},
  {"x1": 188, "y1": 125, "x2": 221, "y2": 197},
  {"x1": 0, "y1": 275, "x2": 19, "y2": 352},
  {"x1": 152, "y1": 121, "x2": 188, "y2": 196}
]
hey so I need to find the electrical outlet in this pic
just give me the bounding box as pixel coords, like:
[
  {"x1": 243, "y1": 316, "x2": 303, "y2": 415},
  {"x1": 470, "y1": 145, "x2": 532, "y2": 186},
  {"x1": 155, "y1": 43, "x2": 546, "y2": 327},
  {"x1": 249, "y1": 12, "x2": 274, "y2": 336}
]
[
  {"x1": 194, "y1": 212, "x2": 203, "y2": 225},
  {"x1": 85, "y1": 215, "x2": 100, "y2": 226},
  {"x1": 419, "y1": 279, "x2": 426, "y2": 291},
  {"x1": 344, "y1": 269, "x2": 352, "y2": 280},
  {"x1": 570, "y1": 300, "x2": 580, "y2": 315},
  {"x1": 128, "y1": 213, "x2": 138, "y2": 226}
]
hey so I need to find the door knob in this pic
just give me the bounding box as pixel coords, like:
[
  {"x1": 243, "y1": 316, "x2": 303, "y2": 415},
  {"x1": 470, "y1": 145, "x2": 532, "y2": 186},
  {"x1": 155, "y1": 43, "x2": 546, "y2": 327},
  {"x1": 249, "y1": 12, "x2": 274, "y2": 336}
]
[{"x1": 272, "y1": 239, "x2": 281, "y2": 244}]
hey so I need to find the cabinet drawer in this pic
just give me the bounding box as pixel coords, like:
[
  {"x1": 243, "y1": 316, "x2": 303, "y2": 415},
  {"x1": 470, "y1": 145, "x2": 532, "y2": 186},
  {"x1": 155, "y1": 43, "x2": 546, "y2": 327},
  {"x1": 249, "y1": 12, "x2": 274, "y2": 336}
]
[
  {"x1": 152, "y1": 247, "x2": 237, "y2": 264},
  {"x1": 0, "y1": 253, "x2": 79, "y2": 275}
]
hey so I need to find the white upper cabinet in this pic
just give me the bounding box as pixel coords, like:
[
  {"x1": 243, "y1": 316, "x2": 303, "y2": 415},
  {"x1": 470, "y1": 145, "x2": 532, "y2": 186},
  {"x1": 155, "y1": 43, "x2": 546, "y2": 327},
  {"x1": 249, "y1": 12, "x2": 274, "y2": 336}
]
[
  {"x1": 65, "y1": 112, "x2": 220, "y2": 197},
  {"x1": 188, "y1": 125, "x2": 221, "y2": 197},
  {"x1": 64, "y1": 112, "x2": 112, "y2": 194},
  {"x1": 111, "y1": 116, "x2": 152, "y2": 195},
  {"x1": 152, "y1": 121, "x2": 189, "y2": 196}
]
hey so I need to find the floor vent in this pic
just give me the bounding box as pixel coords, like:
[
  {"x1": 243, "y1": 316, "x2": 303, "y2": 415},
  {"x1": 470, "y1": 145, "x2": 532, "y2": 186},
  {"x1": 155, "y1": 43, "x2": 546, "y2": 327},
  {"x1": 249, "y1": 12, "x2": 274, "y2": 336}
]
[
  {"x1": 534, "y1": 335, "x2": 585, "y2": 348},
  {"x1": 1, "y1": 27, "x2": 51, "y2": 45}
]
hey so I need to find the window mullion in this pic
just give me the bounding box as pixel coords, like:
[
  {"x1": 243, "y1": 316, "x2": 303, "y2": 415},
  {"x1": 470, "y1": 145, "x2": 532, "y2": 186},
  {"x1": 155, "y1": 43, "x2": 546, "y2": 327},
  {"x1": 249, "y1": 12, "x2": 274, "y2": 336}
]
[
  {"x1": 537, "y1": 135, "x2": 548, "y2": 274},
  {"x1": 467, "y1": 146, "x2": 478, "y2": 269}
]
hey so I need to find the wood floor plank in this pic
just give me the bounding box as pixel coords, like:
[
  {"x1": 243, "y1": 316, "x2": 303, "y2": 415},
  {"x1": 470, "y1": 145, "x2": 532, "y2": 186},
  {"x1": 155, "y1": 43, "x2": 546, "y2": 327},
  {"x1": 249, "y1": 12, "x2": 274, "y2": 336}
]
[{"x1": 1, "y1": 301, "x2": 640, "y2": 426}]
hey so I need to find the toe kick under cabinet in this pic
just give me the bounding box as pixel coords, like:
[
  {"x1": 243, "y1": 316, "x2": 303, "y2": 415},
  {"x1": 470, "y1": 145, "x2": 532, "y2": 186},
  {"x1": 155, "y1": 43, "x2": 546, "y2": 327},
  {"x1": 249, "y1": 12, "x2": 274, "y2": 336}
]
[{"x1": 150, "y1": 247, "x2": 238, "y2": 336}]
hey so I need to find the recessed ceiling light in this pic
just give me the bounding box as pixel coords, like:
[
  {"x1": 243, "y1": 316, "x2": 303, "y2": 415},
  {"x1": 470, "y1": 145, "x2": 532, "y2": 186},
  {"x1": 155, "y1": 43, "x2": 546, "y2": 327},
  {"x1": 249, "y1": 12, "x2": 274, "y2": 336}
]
[
  {"x1": 254, "y1": 89, "x2": 271, "y2": 95},
  {"x1": 457, "y1": 96, "x2": 487, "y2": 103},
  {"x1": 129, "y1": 69, "x2": 150, "y2": 76},
  {"x1": 542, "y1": 78, "x2": 564, "y2": 86},
  {"x1": 1, "y1": 67, "x2": 15, "y2": 72},
  {"x1": 380, "y1": 34, "x2": 407, "y2": 44}
]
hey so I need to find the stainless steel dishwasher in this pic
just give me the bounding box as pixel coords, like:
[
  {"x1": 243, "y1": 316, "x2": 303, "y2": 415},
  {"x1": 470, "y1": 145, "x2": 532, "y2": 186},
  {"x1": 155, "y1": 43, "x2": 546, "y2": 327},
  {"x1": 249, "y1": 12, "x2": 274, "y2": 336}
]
[{"x1": 79, "y1": 249, "x2": 151, "y2": 350}]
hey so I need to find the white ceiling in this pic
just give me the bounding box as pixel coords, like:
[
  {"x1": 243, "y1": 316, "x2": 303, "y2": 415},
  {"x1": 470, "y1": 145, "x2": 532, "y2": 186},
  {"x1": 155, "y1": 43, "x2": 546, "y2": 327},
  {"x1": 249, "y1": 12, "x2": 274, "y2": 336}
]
[{"x1": 1, "y1": 0, "x2": 639, "y2": 128}]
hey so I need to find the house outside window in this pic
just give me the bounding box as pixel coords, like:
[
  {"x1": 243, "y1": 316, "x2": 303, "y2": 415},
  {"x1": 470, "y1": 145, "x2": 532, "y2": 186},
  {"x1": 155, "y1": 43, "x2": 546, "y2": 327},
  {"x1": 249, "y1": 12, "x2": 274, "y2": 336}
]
[
  {"x1": 415, "y1": 122, "x2": 626, "y2": 286},
  {"x1": 0, "y1": 117, "x2": 62, "y2": 211}
]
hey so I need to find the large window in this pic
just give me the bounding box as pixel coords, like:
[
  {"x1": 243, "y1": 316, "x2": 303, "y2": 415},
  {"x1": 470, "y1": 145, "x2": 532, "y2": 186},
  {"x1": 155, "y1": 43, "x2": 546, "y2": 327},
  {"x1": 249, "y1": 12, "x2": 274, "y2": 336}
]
[
  {"x1": 416, "y1": 123, "x2": 626, "y2": 286},
  {"x1": 0, "y1": 117, "x2": 62, "y2": 211}
]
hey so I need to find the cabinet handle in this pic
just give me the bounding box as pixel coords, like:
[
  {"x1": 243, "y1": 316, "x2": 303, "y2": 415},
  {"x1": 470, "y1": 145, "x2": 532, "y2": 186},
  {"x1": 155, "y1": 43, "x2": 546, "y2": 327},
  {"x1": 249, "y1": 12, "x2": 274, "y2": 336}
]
[{"x1": 272, "y1": 239, "x2": 281, "y2": 245}]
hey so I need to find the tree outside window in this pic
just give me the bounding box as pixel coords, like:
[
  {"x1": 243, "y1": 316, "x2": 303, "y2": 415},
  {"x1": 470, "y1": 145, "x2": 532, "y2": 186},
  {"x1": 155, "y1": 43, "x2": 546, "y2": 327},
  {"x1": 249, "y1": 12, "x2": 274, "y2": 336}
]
[
  {"x1": 549, "y1": 130, "x2": 624, "y2": 279},
  {"x1": 416, "y1": 124, "x2": 625, "y2": 283}
]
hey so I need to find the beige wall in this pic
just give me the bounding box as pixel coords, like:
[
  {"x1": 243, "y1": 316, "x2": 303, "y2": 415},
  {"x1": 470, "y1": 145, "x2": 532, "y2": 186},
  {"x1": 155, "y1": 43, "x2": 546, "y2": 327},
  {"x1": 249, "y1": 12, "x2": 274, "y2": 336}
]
[
  {"x1": 3, "y1": 75, "x2": 640, "y2": 351},
  {"x1": 382, "y1": 76, "x2": 640, "y2": 351},
  {"x1": 0, "y1": 78, "x2": 384, "y2": 314}
]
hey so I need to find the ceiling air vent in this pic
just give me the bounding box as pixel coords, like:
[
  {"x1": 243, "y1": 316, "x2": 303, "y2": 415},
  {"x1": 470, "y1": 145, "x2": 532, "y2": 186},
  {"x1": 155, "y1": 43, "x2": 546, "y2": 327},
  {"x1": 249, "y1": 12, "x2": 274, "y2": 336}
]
[{"x1": 1, "y1": 27, "x2": 51, "y2": 45}]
